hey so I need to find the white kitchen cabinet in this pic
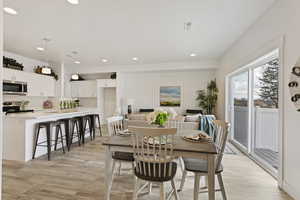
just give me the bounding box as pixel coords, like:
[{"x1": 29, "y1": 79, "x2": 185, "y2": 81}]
[
  {"x1": 3, "y1": 68, "x2": 56, "y2": 97},
  {"x1": 97, "y1": 79, "x2": 116, "y2": 87},
  {"x1": 28, "y1": 74, "x2": 55, "y2": 97},
  {"x1": 3, "y1": 68, "x2": 23, "y2": 82},
  {"x1": 71, "y1": 80, "x2": 97, "y2": 98}
]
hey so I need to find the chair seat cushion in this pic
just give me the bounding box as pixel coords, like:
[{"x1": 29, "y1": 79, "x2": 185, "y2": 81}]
[
  {"x1": 112, "y1": 151, "x2": 134, "y2": 162},
  {"x1": 134, "y1": 162, "x2": 177, "y2": 182},
  {"x1": 183, "y1": 158, "x2": 223, "y2": 173}
]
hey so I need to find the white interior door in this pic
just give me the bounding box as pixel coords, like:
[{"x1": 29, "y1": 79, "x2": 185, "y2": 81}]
[{"x1": 104, "y1": 87, "x2": 116, "y2": 118}]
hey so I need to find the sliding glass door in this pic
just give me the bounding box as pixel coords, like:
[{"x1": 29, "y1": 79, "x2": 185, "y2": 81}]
[
  {"x1": 252, "y1": 59, "x2": 279, "y2": 174},
  {"x1": 228, "y1": 50, "x2": 279, "y2": 177},
  {"x1": 230, "y1": 71, "x2": 249, "y2": 150}
]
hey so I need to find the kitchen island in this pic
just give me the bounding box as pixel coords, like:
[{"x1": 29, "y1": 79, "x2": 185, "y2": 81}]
[{"x1": 3, "y1": 108, "x2": 102, "y2": 162}]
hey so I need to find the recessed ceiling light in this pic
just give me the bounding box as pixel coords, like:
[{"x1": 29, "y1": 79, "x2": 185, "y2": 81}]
[
  {"x1": 190, "y1": 53, "x2": 197, "y2": 57},
  {"x1": 101, "y1": 59, "x2": 108, "y2": 63},
  {"x1": 132, "y1": 57, "x2": 139, "y2": 61},
  {"x1": 74, "y1": 61, "x2": 80, "y2": 64},
  {"x1": 36, "y1": 47, "x2": 45, "y2": 51},
  {"x1": 67, "y1": 0, "x2": 79, "y2": 5},
  {"x1": 3, "y1": 7, "x2": 18, "y2": 15}
]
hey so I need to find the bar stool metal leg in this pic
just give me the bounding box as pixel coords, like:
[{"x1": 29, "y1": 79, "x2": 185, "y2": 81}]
[
  {"x1": 64, "y1": 119, "x2": 70, "y2": 151},
  {"x1": 96, "y1": 114, "x2": 102, "y2": 136},
  {"x1": 54, "y1": 123, "x2": 65, "y2": 153},
  {"x1": 46, "y1": 124, "x2": 51, "y2": 161},
  {"x1": 79, "y1": 117, "x2": 85, "y2": 144},
  {"x1": 88, "y1": 117, "x2": 93, "y2": 140},
  {"x1": 58, "y1": 124, "x2": 65, "y2": 153},
  {"x1": 32, "y1": 125, "x2": 41, "y2": 160},
  {"x1": 54, "y1": 124, "x2": 59, "y2": 151}
]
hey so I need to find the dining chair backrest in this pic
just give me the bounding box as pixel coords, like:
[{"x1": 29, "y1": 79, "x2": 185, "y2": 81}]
[
  {"x1": 213, "y1": 120, "x2": 230, "y2": 171},
  {"x1": 107, "y1": 116, "x2": 124, "y2": 136},
  {"x1": 166, "y1": 120, "x2": 198, "y2": 135},
  {"x1": 128, "y1": 126, "x2": 177, "y2": 179}
]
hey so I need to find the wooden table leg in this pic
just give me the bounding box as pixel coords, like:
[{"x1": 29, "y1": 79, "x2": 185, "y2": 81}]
[
  {"x1": 207, "y1": 154, "x2": 215, "y2": 200},
  {"x1": 104, "y1": 146, "x2": 113, "y2": 200}
]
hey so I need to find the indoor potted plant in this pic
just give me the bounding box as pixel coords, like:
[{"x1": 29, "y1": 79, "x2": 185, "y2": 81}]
[{"x1": 196, "y1": 80, "x2": 218, "y2": 115}]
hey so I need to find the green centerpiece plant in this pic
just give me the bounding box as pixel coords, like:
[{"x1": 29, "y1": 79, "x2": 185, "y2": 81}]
[
  {"x1": 155, "y1": 112, "x2": 170, "y2": 127},
  {"x1": 147, "y1": 111, "x2": 170, "y2": 127}
]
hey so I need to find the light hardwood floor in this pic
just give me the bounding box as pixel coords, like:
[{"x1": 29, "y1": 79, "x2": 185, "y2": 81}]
[{"x1": 2, "y1": 134, "x2": 293, "y2": 200}]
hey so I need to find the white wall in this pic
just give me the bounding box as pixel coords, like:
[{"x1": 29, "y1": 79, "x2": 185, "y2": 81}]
[
  {"x1": 118, "y1": 69, "x2": 216, "y2": 114},
  {"x1": 216, "y1": 0, "x2": 300, "y2": 199}
]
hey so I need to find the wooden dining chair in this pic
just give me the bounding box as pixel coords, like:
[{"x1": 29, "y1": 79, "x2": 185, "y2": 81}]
[
  {"x1": 178, "y1": 120, "x2": 230, "y2": 200},
  {"x1": 166, "y1": 120, "x2": 198, "y2": 135},
  {"x1": 107, "y1": 116, "x2": 134, "y2": 176},
  {"x1": 166, "y1": 120, "x2": 199, "y2": 173},
  {"x1": 129, "y1": 126, "x2": 180, "y2": 200}
]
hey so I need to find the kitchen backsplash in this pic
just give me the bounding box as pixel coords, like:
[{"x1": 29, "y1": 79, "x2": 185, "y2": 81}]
[
  {"x1": 78, "y1": 97, "x2": 97, "y2": 108},
  {"x1": 3, "y1": 96, "x2": 57, "y2": 110}
]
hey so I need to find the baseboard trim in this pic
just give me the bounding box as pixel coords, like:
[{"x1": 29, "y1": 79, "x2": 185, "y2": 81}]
[{"x1": 282, "y1": 181, "x2": 300, "y2": 200}]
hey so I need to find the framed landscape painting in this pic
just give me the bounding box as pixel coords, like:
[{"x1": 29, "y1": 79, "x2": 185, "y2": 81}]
[{"x1": 160, "y1": 86, "x2": 181, "y2": 107}]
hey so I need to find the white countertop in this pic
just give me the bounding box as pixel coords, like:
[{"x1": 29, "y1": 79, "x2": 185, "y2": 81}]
[{"x1": 4, "y1": 107, "x2": 101, "y2": 120}]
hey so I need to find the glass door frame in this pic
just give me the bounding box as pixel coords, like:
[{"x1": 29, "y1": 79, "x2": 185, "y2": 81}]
[
  {"x1": 228, "y1": 69, "x2": 251, "y2": 154},
  {"x1": 225, "y1": 49, "x2": 282, "y2": 179}
]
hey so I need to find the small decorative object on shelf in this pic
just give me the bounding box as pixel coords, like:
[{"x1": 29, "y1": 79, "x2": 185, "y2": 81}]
[
  {"x1": 146, "y1": 110, "x2": 170, "y2": 127},
  {"x1": 43, "y1": 100, "x2": 53, "y2": 109},
  {"x1": 59, "y1": 98, "x2": 78, "y2": 112},
  {"x1": 3, "y1": 56, "x2": 24, "y2": 71},
  {"x1": 34, "y1": 66, "x2": 58, "y2": 80},
  {"x1": 70, "y1": 73, "x2": 85, "y2": 81},
  {"x1": 127, "y1": 98, "x2": 135, "y2": 114},
  {"x1": 110, "y1": 72, "x2": 117, "y2": 79}
]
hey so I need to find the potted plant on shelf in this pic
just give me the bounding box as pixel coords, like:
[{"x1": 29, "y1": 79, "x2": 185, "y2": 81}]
[{"x1": 196, "y1": 80, "x2": 218, "y2": 115}]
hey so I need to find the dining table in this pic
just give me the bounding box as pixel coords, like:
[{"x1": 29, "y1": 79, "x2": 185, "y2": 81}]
[{"x1": 102, "y1": 129, "x2": 218, "y2": 200}]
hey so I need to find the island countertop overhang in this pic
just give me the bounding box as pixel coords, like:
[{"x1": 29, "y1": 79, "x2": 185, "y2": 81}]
[{"x1": 4, "y1": 108, "x2": 101, "y2": 120}]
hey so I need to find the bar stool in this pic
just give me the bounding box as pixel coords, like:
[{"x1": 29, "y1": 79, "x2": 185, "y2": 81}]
[
  {"x1": 95, "y1": 114, "x2": 102, "y2": 136},
  {"x1": 57, "y1": 118, "x2": 72, "y2": 151},
  {"x1": 69, "y1": 117, "x2": 82, "y2": 150},
  {"x1": 32, "y1": 120, "x2": 65, "y2": 161},
  {"x1": 87, "y1": 114, "x2": 102, "y2": 137},
  {"x1": 81, "y1": 115, "x2": 94, "y2": 143}
]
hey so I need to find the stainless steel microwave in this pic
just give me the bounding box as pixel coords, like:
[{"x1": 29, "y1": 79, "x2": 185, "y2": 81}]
[{"x1": 3, "y1": 80, "x2": 28, "y2": 95}]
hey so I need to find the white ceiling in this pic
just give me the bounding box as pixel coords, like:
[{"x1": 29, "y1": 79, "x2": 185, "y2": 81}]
[{"x1": 4, "y1": 0, "x2": 276, "y2": 68}]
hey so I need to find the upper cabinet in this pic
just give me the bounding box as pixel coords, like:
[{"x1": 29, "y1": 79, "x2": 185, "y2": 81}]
[
  {"x1": 28, "y1": 73, "x2": 55, "y2": 97},
  {"x1": 3, "y1": 68, "x2": 56, "y2": 97},
  {"x1": 97, "y1": 79, "x2": 116, "y2": 88},
  {"x1": 71, "y1": 80, "x2": 97, "y2": 98}
]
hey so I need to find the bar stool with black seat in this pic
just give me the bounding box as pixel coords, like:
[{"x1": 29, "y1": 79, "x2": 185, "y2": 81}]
[
  {"x1": 32, "y1": 120, "x2": 66, "y2": 161},
  {"x1": 178, "y1": 120, "x2": 230, "y2": 200},
  {"x1": 81, "y1": 115, "x2": 94, "y2": 142},
  {"x1": 58, "y1": 118, "x2": 72, "y2": 151},
  {"x1": 68, "y1": 117, "x2": 82, "y2": 150},
  {"x1": 87, "y1": 114, "x2": 102, "y2": 138},
  {"x1": 94, "y1": 113, "x2": 102, "y2": 136}
]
